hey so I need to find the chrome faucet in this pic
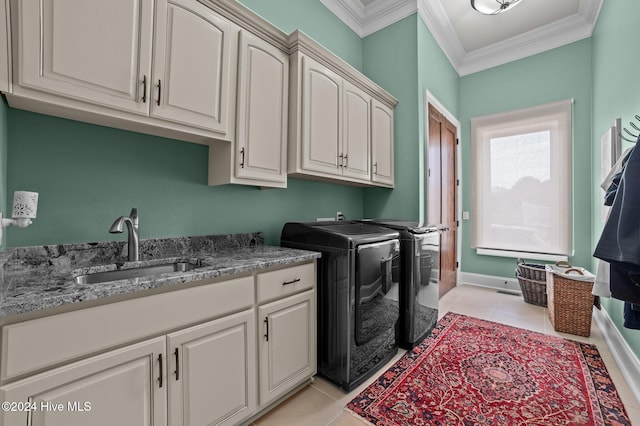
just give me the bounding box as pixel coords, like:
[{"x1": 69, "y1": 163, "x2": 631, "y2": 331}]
[{"x1": 109, "y1": 208, "x2": 139, "y2": 261}]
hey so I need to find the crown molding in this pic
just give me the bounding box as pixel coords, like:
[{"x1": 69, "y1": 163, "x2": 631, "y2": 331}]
[{"x1": 322, "y1": 0, "x2": 603, "y2": 76}]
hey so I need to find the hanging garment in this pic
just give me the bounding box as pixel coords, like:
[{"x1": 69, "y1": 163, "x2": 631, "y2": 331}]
[
  {"x1": 594, "y1": 141, "x2": 640, "y2": 313},
  {"x1": 624, "y1": 302, "x2": 640, "y2": 330},
  {"x1": 594, "y1": 144, "x2": 640, "y2": 265}
]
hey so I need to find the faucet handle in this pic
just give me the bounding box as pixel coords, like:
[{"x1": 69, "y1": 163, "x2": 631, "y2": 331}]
[{"x1": 129, "y1": 208, "x2": 139, "y2": 225}]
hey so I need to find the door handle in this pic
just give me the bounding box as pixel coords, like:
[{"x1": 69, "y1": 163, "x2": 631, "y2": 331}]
[
  {"x1": 156, "y1": 80, "x2": 162, "y2": 106},
  {"x1": 282, "y1": 278, "x2": 301, "y2": 286},
  {"x1": 240, "y1": 147, "x2": 245, "y2": 168}
]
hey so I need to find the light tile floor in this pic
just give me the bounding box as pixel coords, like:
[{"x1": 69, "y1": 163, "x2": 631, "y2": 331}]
[{"x1": 252, "y1": 284, "x2": 640, "y2": 425}]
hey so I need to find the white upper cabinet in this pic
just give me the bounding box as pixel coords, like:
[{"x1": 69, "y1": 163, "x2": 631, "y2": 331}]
[
  {"x1": 208, "y1": 29, "x2": 289, "y2": 188},
  {"x1": 342, "y1": 81, "x2": 371, "y2": 181},
  {"x1": 0, "y1": 0, "x2": 11, "y2": 93},
  {"x1": 301, "y1": 55, "x2": 343, "y2": 176},
  {"x1": 288, "y1": 31, "x2": 397, "y2": 188},
  {"x1": 151, "y1": 0, "x2": 236, "y2": 133},
  {"x1": 371, "y1": 99, "x2": 394, "y2": 187},
  {"x1": 12, "y1": 0, "x2": 153, "y2": 114}
]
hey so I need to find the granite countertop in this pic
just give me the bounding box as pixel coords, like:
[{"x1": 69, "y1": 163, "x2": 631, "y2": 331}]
[{"x1": 0, "y1": 233, "x2": 320, "y2": 320}]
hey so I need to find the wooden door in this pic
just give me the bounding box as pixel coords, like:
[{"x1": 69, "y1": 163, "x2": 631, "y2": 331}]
[
  {"x1": 151, "y1": 0, "x2": 236, "y2": 134},
  {"x1": 371, "y1": 99, "x2": 395, "y2": 187},
  {"x1": 301, "y1": 56, "x2": 342, "y2": 175},
  {"x1": 167, "y1": 309, "x2": 256, "y2": 426},
  {"x1": 235, "y1": 31, "x2": 288, "y2": 184},
  {"x1": 15, "y1": 0, "x2": 152, "y2": 114},
  {"x1": 0, "y1": 337, "x2": 166, "y2": 426},
  {"x1": 428, "y1": 104, "x2": 457, "y2": 297},
  {"x1": 258, "y1": 290, "x2": 315, "y2": 407}
]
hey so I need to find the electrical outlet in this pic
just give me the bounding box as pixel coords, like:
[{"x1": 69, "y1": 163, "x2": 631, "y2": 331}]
[{"x1": 336, "y1": 211, "x2": 344, "y2": 221}]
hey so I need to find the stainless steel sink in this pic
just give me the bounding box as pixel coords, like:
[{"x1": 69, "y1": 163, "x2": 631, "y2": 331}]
[{"x1": 74, "y1": 261, "x2": 200, "y2": 285}]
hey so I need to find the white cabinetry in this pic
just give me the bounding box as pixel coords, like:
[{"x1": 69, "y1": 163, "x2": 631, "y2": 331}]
[
  {"x1": 209, "y1": 30, "x2": 289, "y2": 188},
  {"x1": 9, "y1": 0, "x2": 237, "y2": 140},
  {"x1": 288, "y1": 31, "x2": 397, "y2": 187},
  {"x1": 0, "y1": 0, "x2": 11, "y2": 93},
  {"x1": 342, "y1": 81, "x2": 371, "y2": 181},
  {"x1": 256, "y1": 263, "x2": 316, "y2": 407},
  {"x1": 12, "y1": 0, "x2": 154, "y2": 115},
  {"x1": 0, "y1": 261, "x2": 316, "y2": 425},
  {"x1": 371, "y1": 99, "x2": 394, "y2": 187},
  {"x1": 0, "y1": 337, "x2": 167, "y2": 426},
  {"x1": 151, "y1": 0, "x2": 236, "y2": 134},
  {"x1": 168, "y1": 309, "x2": 256, "y2": 426}
]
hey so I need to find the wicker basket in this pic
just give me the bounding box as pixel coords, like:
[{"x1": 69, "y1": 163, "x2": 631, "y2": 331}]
[
  {"x1": 516, "y1": 274, "x2": 547, "y2": 307},
  {"x1": 546, "y1": 266, "x2": 595, "y2": 337},
  {"x1": 516, "y1": 259, "x2": 547, "y2": 281}
]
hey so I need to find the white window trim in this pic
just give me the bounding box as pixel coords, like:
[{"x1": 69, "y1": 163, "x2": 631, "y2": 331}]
[{"x1": 471, "y1": 99, "x2": 573, "y2": 258}]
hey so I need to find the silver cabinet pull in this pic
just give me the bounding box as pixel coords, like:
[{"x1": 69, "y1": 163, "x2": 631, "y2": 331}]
[
  {"x1": 156, "y1": 80, "x2": 162, "y2": 106},
  {"x1": 282, "y1": 278, "x2": 301, "y2": 286},
  {"x1": 373, "y1": 162, "x2": 378, "y2": 175},
  {"x1": 343, "y1": 154, "x2": 348, "y2": 168},
  {"x1": 338, "y1": 153, "x2": 343, "y2": 168},
  {"x1": 240, "y1": 148, "x2": 245, "y2": 168}
]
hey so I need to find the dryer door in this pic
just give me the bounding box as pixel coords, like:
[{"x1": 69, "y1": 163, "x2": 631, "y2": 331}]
[{"x1": 354, "y1": 239, "x2": 400, "y2": 346}]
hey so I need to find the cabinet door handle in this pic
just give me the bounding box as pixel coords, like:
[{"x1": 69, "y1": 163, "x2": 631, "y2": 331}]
[
  {"x1": 156, "y1": 80, "x2": 162, "y2": 106},
  {"x1": 174, "y1": 348, "x2": 179, "y2": 381},
  {"x1": 240, "y1": 147, "x2": 245, "y2": 168},
  {"x1": 264, "y1": 317, "x2": 269, "y2": 341},
  {"x1": 283, "y1": 278, "x2": 301, "y2": 286},
  {"x1": 158, "y1": 354, "x2": 163, "y2": 388},
  {"x1": 343, "y1": 154, "x2": 348, "y2": 168},
  {"x1": 338, "y1": 153, "x2": 343, "y2": 168},
  {"x1": 373, "y1": 162, "x2": 378, "y2": 175},
  {"x1": 141, "y1": 75, "x2": 147, "y2": 103}
]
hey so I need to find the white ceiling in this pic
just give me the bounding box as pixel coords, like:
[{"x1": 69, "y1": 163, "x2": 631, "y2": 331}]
[{"x1": 320, "y1": 0, "x2": 603, "y2": 76}]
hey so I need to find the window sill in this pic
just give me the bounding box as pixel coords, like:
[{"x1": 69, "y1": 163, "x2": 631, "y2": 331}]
[{"x1": 476, "y1": 248, "x2": 568, "y2": 262}]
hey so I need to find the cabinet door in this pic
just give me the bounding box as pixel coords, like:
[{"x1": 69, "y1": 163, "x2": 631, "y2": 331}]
[
  {"x1": 371, "y1": 99, "x2": 395, "y2": 187},
  {"x1": 0, "y1": 337, "x2": 166, "y2": 426},
  {"x1": 342, "y1": 81, "x2": 371, "y2": 181},
  {"x1": 258, "y1": 289, "x2": 315, "y2": 407},
  {"x1": 151, "y1": 0, "x2": 236, "y2": 134},
  {"x1": 301, "y1": 56, "x2": 342, "y2": 175},
  {"x1": 235, "y1": 31, "x2": 288, "y2": 184},
  {"x1": 13, "y1": 0, "x2": 152, "y2": 114},
  {"x1": 167, "y1": 310, "x2": 256, "y2": 426}
]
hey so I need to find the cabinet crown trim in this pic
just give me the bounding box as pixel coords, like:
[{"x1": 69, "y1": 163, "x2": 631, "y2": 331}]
[
  {"x1": 288, "y1": 30, "x2": 398, "y2": 108},
  {"x1": 197, "y1": 0, "x2": 289, "y2": 52}
]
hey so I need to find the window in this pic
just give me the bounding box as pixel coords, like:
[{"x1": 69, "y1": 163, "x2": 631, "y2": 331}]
[{"x1": 471, "y1": 99, "x2": 572, "y2": 257}]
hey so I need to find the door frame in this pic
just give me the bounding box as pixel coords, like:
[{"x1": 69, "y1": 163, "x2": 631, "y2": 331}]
[{"x1": 424, "y1": 90, "x2": 461, "y2": 286}]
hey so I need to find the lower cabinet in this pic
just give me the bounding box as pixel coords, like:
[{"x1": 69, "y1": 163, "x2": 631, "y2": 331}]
[
  {"x1": 0, "y1": 337, "x2": 167, "y2": 426},
  {"x1": 168, "y1": 309, "x2": 256, "y2": 426},
  {"x1": 0, "y1": 261, "x2": 316, "y2": 426}
]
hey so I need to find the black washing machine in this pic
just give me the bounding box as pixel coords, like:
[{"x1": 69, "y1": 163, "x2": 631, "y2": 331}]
[
  {"x1": 362, "y1": 219, "x2": 440, "y2": 349},
  {"x1": 281, "y1": 221, "x2": 400, "y2": 391}
]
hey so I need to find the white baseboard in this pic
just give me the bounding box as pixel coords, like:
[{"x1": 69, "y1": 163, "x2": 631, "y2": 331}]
[
  {"x1": 459, "y1": 272, "x2": 521, "y2": 294},
  {"x1": 593, "y1": 307, "x2": 640, "y2": 406}
]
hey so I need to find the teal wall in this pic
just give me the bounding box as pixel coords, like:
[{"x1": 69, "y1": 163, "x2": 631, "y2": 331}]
[
  {"x1": 237, "y1": 0, "x2": 363, "y2": 71},
  {"x1": 591, "y1": 0, "x2": 640, "y2": 359},
  {"x1": 362, "y1": 16, "x2": 419, "y2": 220},
  {"x1": 459, "y1": 39, "x2": 593, "y2": 278},
  {"x1": 4, "y1": 0, "x2": 366, "y2": 247},
  {"x1": 361, "y1": 15, "x2": 459, "y2": 222}
]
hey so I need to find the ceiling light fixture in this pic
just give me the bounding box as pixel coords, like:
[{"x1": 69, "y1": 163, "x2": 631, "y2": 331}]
[{"x1": 471, "y1": 0, "x2": 522, "y2": 15}]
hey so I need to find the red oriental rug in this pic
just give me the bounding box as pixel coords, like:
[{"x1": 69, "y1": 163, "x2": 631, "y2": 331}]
[{"x1": 347, "y1": 312, "x2": 631, "y2": 425}]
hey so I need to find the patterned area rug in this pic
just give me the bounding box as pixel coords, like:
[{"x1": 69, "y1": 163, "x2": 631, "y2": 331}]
[{"x1": 347, "y1": 312, "x2": 631, "y2": 425}]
